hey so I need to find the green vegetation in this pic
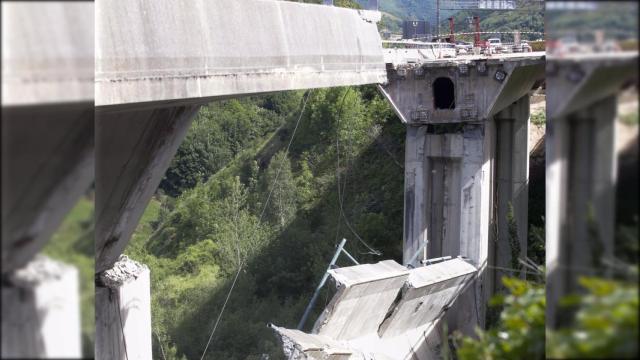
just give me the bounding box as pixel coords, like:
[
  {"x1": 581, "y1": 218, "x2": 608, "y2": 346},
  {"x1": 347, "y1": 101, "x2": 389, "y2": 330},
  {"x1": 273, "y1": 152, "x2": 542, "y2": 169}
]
[
  {"x1": 547, "y1": 2, "x2": 638, "y2": 41},
  {"x1": 286, "y1": 0, "x2": 361, "y2": 9},
  {"x1": 547, "y1": 277, "x2": 639, "y2": 358},
  {"x1": 454, "y1": 275, "x2": 638, "y2": 360},
  {"x1": 620, "y1": 111, "x2": 639, "y2": 126},
  {"x1": 451, "y1": 7, "x2": 544, "y2": 43},
  {"x1": 454, "y1": 277, "x2": 545, "y2": 360},
  {"x1": 124, "y1": 86, "x2": 405, "y2": 359},
  {"x1": 531, "y1": 111, "x2": 545, "y2": 126}
]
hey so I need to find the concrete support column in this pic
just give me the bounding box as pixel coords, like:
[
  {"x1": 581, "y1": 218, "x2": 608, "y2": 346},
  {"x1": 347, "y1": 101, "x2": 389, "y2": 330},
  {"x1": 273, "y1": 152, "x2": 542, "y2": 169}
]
[
  {"x1": 95, "y1": 104, "x2": 202, "y2": 359},
  {"x1": 402, "y1": 123, "x2": 489, "y2": 333},
  {"x1": 1, "y1": 255, "x2": 81, "y2": 358},
  {"x1": 492, "y1": 96, "x2": 530, "y2": 285},
  {"x1": 546, "y1": 95, "x2": 617, "y2": 327},
  {"x1": 96, "y1": 255, "x2": 151, "y2": 360},
  {"x1": 403, "y1": 126, "x2": 428, "y2": 265},
  {"x1": 95, "y1": 105, "x2": 200, "y2": 273}
]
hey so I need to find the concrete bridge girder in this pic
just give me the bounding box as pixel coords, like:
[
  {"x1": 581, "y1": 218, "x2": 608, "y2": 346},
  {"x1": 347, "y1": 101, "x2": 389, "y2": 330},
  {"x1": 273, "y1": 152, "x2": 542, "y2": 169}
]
[
  {"x1": 95, "y1": 0, "x2": 386, "y2": 107},
  {"x1": 546, "y1": 53, "x2": 639, "y2": 119},
  {"x1": 380, "y1": 55, "x2": 544, "y2": 125}
]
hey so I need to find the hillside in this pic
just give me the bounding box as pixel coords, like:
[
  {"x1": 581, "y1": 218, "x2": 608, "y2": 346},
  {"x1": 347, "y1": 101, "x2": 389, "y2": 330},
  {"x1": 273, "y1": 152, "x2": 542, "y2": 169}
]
[{"x1": 124, "y1": 87, "x2": 407, "y2": 359}]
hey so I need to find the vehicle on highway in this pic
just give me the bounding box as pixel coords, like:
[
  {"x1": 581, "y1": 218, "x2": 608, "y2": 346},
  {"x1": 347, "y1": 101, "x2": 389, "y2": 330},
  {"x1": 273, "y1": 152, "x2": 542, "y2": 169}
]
[{"x1": 487, "y1": 38, "x2": 503, "y2": 53}]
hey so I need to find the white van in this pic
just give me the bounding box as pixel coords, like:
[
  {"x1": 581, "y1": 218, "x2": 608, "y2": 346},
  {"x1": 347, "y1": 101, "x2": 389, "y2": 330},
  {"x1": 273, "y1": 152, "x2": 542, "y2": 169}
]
[{"x1": 487, "y1": 38, "x2": 502, "y2": 52}]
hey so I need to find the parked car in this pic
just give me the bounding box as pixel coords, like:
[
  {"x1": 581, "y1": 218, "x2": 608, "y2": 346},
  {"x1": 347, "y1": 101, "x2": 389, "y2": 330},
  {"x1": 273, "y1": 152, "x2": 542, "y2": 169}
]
[
  {"x1": 455, "y1": 41, "x2": 473, "y2": 55},
  {"x1": 487, "y1": 38, "x2": 503, "y2": 52}
]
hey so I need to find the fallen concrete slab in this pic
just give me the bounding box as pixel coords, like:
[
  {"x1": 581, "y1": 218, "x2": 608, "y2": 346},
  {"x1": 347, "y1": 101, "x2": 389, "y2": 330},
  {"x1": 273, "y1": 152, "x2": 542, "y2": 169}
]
[
  {"x1": 377, "y1": 258, "x2": 477, "y2": 338},
  {"x1": 272, "y1": 258, "x2": 477, "y2": 359},
  {"x1": 270, "y1": 325, "x2": 363, "y2": 360},
  {"x1": 312, "y1": 260, "x2": 409, "y2": 341}
]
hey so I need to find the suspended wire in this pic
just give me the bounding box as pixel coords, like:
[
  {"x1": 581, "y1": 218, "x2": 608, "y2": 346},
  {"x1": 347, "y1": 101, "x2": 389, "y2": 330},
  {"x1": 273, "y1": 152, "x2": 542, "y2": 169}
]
[
  {"x1": 259, "y1": 91, "x2": 312, "y2": 221},
  {"x1": 199, "y1": 262, "x2": 243, "y2": 360},
  {"x1": 199, "y1": 90, "x2": 312, "y2": 360},
  {"x1": 334, "y1": 87, "x2": 382, "y2": 257},
  {"x1": 155, "y1": 330, "x2": 167, "y2": 360}
]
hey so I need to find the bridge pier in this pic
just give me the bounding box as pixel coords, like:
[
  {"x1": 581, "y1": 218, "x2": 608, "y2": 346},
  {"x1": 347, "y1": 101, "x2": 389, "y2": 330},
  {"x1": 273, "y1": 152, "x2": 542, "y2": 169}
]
[
  {"x1": 1, "y1": 255, "x2": 81, "y2": 358},
  {"x1": 380, "y1": 54, "x2": 543, "y2": 334},
  {"x1": 545, "y1": 53, "x2": 638, "y2": 327},
  {"x1": 96, "y1": 256, "x2": 151, "y2": 360},
  {"x1": 95, "y1": 105, "x2": 200, "y2": 359}
]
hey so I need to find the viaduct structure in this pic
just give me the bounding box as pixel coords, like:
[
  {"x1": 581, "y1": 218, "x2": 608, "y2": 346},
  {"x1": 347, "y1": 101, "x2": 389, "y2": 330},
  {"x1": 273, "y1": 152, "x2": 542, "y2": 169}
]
[
  {"x1": 6, "y1": 0, "x2": 636, "y2": 359},
  {"x1": 94, "y1": 1, "x2": 385, "y2": 358},
  {"x1": 93, "y1": 0, "x2": 543, "y2": 357}
]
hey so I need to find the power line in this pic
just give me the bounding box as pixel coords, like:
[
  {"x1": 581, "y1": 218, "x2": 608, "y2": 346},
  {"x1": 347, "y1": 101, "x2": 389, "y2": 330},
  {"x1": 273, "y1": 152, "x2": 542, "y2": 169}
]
[
  {"x1": 334, "y1": 88, "x2": 382, "y2": 257},
  {"x1": 199, "y1": 261, "x2": 243, "y2": 360},
  {"x1": 199, "y1": 90, "x2": 312, "y2": 360}
]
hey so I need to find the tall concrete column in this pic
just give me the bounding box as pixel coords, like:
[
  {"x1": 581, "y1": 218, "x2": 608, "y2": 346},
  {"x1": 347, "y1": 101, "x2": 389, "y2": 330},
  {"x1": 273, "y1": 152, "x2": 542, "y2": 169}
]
[
  {"x1": 96, "y1": 256, "x2": 151, "y2": 360},
  {"x1": 95, "y1": 104, "x2": 201, "y2": 360},
  {"x1": 95, "y1": 105, "x2": 200, "y2": 273},
  {"x1": 403, "y1": 126, "x2": 428, "y2": 264},
  {"x1": 545, "y1": 53, "x2": 637, "y2": 328},
  {"x1": 381, "y1": 54, "x2": 544, "y2": 334},
  {"x1": 546, "y1": 96, "x2": 617, "y2": 326},
  {"x1": 1, "y1": 255, "x2": 81, "y2": 358},
  {"x1": 492, "y1": 96, "x2": 530, "y2": 286}
]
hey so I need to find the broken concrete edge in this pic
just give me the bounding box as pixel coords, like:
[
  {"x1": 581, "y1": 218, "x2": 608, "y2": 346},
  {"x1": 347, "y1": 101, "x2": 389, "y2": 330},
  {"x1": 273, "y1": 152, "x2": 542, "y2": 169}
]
[
  {"x1": 268, "y1": 324, "x2": 356, "y2": 355},
  {"x1": 97, "y1": 255, "x2": 149, "y2": 289},
  {"x1": 327, "y1": 259, "x2": 409, "y2": 288},
  {"x1": 271, "y1": 258, "x2": 478, "y2": 358},
  {"x1": 2, "y1": 254, "x2": 77, "y2": 287}
]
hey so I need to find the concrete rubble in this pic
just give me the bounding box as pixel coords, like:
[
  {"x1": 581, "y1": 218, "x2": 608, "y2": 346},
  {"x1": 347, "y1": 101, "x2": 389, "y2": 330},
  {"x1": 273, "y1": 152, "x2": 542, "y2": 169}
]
[
  {"x1": 99, "y1": 254, "x2": 148, "y2": 288},
  {"x1": 271, "y1": 258, "x2": 476, "y2": 359}
]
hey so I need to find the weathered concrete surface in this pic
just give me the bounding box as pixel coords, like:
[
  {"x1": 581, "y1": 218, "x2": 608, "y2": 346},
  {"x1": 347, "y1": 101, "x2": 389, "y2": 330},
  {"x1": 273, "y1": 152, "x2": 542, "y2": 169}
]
[
  {"x1": 2, "y1": 105, "x2": 94, "y2": 274},
  {"x1": 377, "y1": 258, "x2": 476, "y2": 338},
  {"x1": 1, "y1": 255, "x2": 81, "y2": 358},
  {"x1": 380, "y1": 53, "x2": 544, "y2": 124},
  {"x1": 1, "y1": 1, "x2": 94, "y2": 274},
  {"x1": 95, "y1": 0, "x2": 386, "y2": 108},
  {"x1": 545, "y1": 52, "x2": 638, "y2": 327},
  {"x1": 546, "y1": 52, "x2": 638, "y2": 119},
  {"x1": 96, "y1": 255, "x2": 152, "y2": 360},
  {"x1": 312, "y1": 260, "x2": 409, "y2": 340},
  {"x1": 95, "y1": 106, "x2": 199, "y2": 273},
  {"x1": 273, "y1": 258, "x2": 476, "y2": 359},
  {"x1": 492, "y1": 95, "x2": 529, "y2": 286},
  {"x1": 270, "y1": 325, "x2": 371, "y2": 360},
  {"x1": 380, "y1": 54, "x2": 543, "y2": 336},
  {"x1": 1, "y1": 2, "x2": 93, "y2": 105}
]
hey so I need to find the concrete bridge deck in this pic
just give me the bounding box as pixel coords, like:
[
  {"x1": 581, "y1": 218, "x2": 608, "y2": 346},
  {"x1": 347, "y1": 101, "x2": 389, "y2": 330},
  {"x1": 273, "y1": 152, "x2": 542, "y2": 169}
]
[{"x1": 96, "y1": 0, "x2": 386, "y2": 109}]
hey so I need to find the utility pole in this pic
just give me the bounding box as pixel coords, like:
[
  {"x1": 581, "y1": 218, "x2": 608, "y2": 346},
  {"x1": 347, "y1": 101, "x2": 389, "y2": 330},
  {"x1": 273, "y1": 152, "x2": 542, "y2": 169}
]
[{"x1": 436, "y1": 0, "x2": 440, "y2": 39}]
